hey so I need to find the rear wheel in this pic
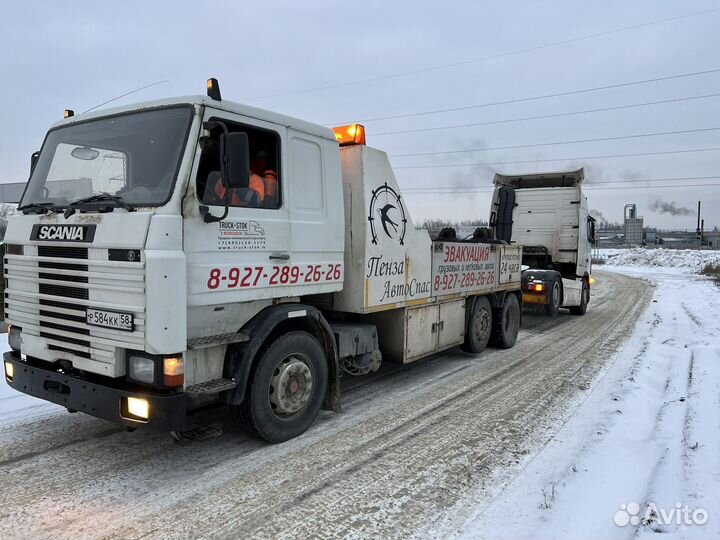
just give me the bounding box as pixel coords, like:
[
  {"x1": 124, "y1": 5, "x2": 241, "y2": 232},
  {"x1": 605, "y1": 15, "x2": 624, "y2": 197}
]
[
  {"x1": 545, "y1": 277, "x2": 561, "y2": 317},
  {"x1": 570, "y1": 279, "x2": 589, "y2": 315},
  {"x1": 461, "y1": 296, "x2": 492, "y2": 353},
  {"x1": 231, "y1": 331, "x2": 328, "y2": 443},
  {"x1": 490, "y1": 293, "x2": 520, "y2": 349}
]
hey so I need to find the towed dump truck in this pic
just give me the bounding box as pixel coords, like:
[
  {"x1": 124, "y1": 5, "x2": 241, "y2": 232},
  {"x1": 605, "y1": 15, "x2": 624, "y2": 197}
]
[
  {"x1": 3, "y1": 79, "x2": 523, "y2": 443},
  {"x1": 490, "y1": 169, "x2": 596, "y2": 316}
]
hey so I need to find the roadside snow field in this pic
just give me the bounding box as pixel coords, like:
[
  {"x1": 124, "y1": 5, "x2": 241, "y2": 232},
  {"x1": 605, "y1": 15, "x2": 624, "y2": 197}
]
[
  {"x1": 598, "y1": 248, "x2": 720, "y2": 272},
  {"x1": 456, "y1": 255, "x2": 720, "y2": 539}
]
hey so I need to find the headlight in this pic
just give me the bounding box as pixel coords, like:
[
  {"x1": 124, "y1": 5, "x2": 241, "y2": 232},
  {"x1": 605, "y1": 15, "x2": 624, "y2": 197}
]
[
  {"x1": 8, "y1": 325, "x2": 22, "y2": 352},
  {"x1": 128, "y1": 355, "x2": 156, "y2": 384}
]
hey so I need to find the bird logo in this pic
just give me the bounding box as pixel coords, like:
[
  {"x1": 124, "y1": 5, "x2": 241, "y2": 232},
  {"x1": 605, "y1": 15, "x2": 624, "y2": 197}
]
[
  {"x1": 378, "y1": 204, "x2": 399, "y2": 238},
  {"x1": 368, "y1": 183, "x2": 406, "y2": 245}
]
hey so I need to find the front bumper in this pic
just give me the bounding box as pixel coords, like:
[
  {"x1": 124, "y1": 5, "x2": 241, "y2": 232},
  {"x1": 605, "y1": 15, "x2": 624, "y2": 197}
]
[{"x1": 4, "y1": 352, "x2": 187, "y2": 431}]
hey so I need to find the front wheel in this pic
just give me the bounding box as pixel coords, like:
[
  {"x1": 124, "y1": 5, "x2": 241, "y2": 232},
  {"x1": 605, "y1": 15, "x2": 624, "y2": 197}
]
[
  {"x1": 231, "y1": 331, "x2": 328, "y2": 443},
  {"x1": 570, "y1": 279, "x2": 589, "y2": 315},
  {"x1": 545, "y1": 277, "x2": 561, "y2": 317}
]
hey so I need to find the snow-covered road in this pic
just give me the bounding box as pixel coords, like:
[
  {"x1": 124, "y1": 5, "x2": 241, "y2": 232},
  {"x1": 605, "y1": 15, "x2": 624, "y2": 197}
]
[
  {"x1": 458, "y1": 264, "x2": 720, "y2": 540},
  {"x1": 0, "y1": 270, "x2": 652, "y2": 540}
]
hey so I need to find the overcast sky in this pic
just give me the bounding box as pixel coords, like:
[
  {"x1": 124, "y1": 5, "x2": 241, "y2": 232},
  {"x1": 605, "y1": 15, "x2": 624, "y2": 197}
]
[{"x1": 2, "y1": 0, "x2": 719, "y2": 230}]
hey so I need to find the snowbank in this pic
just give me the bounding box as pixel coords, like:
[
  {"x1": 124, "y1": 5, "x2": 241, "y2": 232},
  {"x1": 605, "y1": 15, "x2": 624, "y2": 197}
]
[
  {"x1": 458, "y1": 267, "x2": 720, "y2": 539},
  {"x1": 598, "y1": 248, "x2": 720, "y2": 273}
]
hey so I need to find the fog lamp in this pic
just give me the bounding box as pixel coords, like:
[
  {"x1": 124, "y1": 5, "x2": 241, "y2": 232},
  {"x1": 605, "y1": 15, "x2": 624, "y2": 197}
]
[
  {"x1": 128, "y1": 355, "x2": 155, "y2": 384},
  {"x1": 125, "y1": 397, "x2": 149, "y2": 421},
  {"x1": 4, "y1": 361, "x2": 13, "y2": 382}
]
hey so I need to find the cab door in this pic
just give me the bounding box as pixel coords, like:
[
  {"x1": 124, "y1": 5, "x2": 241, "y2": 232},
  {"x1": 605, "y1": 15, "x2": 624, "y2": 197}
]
[
  {"x1": 184, "y1": 109, "x2": 291, "y2": 337},
  {"x1": 287, "y1": 130, "x2": 345, "y2": 294}
]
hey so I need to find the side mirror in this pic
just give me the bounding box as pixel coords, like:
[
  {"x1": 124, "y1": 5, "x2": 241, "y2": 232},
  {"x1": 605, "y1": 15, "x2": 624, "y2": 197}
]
[
  {"x1": 30, "y1": 151, "x2": 40, "y2": 176},
  {"x1": 220, "y1": 132, "x2": 250, "y2": 189},
  {"x1": 588, "y1": 218, "x2": 596, "y2": 242}
]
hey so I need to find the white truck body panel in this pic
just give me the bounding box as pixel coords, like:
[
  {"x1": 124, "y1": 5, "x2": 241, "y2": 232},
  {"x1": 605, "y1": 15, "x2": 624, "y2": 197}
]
[
  {"x1": 512, "y1": 187, "x2": 582, "y2": 267},
  {"x1": 561, "y1": 277, "x2": 582, "y2": 306},
  {"x1": 431, "y1": 242, "x2": 522, "y2": 295},
  {"x1": 332, "y1": 145, "x2": 433, "y2": 313}
]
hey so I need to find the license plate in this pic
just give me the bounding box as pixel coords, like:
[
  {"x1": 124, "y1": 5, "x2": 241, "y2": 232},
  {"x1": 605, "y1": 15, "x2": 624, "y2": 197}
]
[{"x1": 86, "y1": 308, "x2": 134, "y2": 331}]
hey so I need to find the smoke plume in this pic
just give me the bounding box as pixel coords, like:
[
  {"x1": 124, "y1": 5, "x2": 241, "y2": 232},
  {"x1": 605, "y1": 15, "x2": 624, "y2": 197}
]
[
  {"x1": 590, "y1": 209, "x2": 607, "y2": 224},
  {"x1": 649, "y1": 198, "x2": 693, "y2": 216}
]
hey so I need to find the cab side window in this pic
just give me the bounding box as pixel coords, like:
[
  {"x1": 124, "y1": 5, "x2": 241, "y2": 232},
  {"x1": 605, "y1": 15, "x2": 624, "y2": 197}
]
[{"x1": 196, "y1": 120, "x2": 281, "y2": 209}]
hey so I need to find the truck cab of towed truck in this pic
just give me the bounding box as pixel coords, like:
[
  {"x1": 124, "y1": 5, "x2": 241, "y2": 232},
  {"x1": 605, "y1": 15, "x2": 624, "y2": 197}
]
[
  {"x1": 490, "y1": 169, "x2": 596, "y2": 317},
  {"x1": 4, "y1": 85, "x2": 346, "y2": 440}
]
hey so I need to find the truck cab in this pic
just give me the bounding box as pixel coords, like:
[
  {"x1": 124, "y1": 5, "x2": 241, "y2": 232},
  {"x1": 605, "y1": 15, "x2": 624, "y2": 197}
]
[
  {"x1": 5, "y1": 90, "x2": 344, "y2": 435},
  {"x1": 490, "y1": 169, "x2": 595, "y2": 316}
]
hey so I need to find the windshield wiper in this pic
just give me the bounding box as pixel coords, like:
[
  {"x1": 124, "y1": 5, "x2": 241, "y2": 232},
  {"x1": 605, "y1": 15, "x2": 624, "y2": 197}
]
[
  {"x1": 18, "y1": 202, "x2": 62, "y2": 215},
  {"x1": 64, "y1": 193, "x2": 135, "y2": 218}
]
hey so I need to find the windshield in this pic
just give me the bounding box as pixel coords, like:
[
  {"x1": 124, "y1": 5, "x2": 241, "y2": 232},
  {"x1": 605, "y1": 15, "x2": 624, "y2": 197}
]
[{"x1": 20, "y1": 106, "x2": 192, "y2": 210}]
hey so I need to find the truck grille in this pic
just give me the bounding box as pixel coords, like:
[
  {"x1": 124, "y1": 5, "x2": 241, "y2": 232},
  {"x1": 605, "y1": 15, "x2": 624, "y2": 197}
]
[{"x1": 4, "y1": 244, "x2": 146, "y2": 368}]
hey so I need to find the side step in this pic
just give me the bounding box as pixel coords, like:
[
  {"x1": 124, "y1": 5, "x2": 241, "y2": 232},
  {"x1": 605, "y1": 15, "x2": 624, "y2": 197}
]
[
  {"x1": 186, "y1": 378, "x2": 237, "y2": 396},
  {"x1": 187, "y1": 332, "x2": 249, "y2": 350}
]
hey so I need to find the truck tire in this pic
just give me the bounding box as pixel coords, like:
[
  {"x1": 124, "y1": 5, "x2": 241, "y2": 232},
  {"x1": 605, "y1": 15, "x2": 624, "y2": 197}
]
[
  {"x1": 231, "y1": 331, "x2": 328, "y2": 443},
  {"x1": 490, "y1": 293, "x2": 520, "y2": 349},
  {"x1": 569, "y1": 279, "x2": 589, "y2": 315},
  {"x1": 545, "y1": 277, "x2": 561, "y2": 317},
  {"x1": 461, "y1": 296, "x2": 492, "y2": 353}
]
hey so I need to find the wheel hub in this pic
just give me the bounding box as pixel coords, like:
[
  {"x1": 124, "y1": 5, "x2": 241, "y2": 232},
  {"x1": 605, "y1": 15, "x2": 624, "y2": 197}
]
[
  {"x1": 475, "y1": 309, "x2": 491, "y2": 340},
  {"x1": 269, "y1": 355, "x2": 313, "y2": 415}
]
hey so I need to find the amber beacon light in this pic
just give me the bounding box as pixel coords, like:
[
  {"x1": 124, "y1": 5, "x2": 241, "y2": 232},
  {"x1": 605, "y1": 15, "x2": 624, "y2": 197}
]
[{"x1": 332, "y1": 124, "x2": 366, "y2": 146}]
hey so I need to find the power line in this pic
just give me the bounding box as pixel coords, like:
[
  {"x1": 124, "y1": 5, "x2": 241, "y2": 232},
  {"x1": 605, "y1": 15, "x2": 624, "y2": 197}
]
[
  {"x1": 247, "y1": 7, "x2": 720, "y2": 101},
  {"x1": 390, "y1": 127, "x2": 720, "y2": 157},
  {"x1": 402, "y1": 182, "x2": 720, "y2": 194},
  {"x1": 82, "y1": 80, "x2": 170, "y2": 114},
  {"x1": 392, "y1": 146, "x2": 720, "y2": 169},
  {"x1": 402, "y1": 175, "x2": 720, "y2": 191},
  {"x1": 400, "y1": 175, "x2": 720, "y2": 194},
  {"x1": 371, "y1": 92, "x2": 720, "y2": 136},
  {"x1": 336, "y1": 68, "x2": 720, "y2": 124}
]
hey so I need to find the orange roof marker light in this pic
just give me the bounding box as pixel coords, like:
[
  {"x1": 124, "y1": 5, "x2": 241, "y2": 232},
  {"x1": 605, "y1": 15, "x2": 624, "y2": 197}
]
[{"x1": 332, "y1": 124, "x2": 366, "y2": 146}]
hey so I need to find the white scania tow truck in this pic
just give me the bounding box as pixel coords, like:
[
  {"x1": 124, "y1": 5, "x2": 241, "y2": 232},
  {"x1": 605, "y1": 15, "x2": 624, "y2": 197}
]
[{"x1": 4, "y1": 79, "x2": 522, "y2": 443}]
